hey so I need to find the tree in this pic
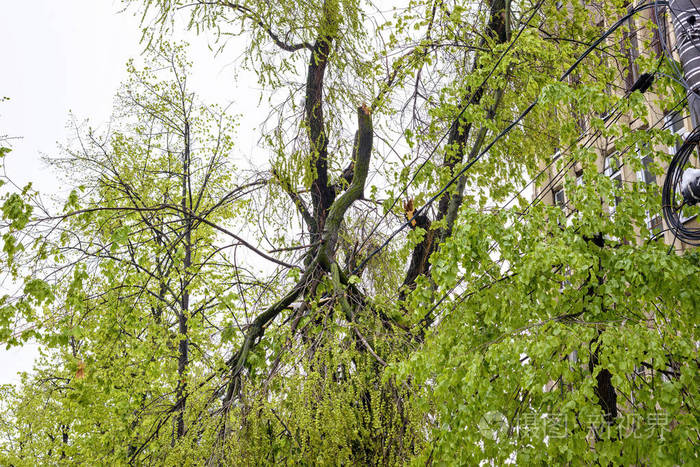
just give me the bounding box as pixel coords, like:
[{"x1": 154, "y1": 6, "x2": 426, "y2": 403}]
[
  {"x1": 2, "y1": 45, "x2": 251, "y2": 462},
  {"x1": 1, "y1": 0, "x2": 699, "y2": 464}
]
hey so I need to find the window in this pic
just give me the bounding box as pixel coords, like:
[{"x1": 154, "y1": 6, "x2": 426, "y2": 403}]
[
  {"x1": 636, "y1": 154, "x2": 656, "y2": 185},
  {"x1": 650, "y1": 7, "x2": 671, "y2": 56},
  {"x1": 553, "y1": 187, "x2": 566, "y2": 210},
  {"x1": 605, "y1": 154, "x2": 622, "y2": 214},
  {"x1": 578, "y1": 116, "x2": 588, "y2": 133},
  {"x1": 604, "y1": 154, "x2": 620, "y2": 177},
  {"x1": 559, "y1": 268, "x2": 572, "y2": 292},
  {"x1": 636, "y1": 153, "x2": 663, "y2": 236},
  {"x1": 665, "y1": 111, "x2": 688, "y2": 155},
  {"x1": 647, "y1": 214, "x2": 663, "y2": 235},
  {"x1": 621, "y1": 15, "x2": 640, "y2": 91}
]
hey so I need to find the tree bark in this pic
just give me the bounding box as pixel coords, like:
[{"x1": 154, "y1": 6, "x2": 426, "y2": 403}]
[
  {"x1": 585, "y1": 234, "x2": 617, "y2": 428},
  {"x1": 223, "y1": 105, "x2": 373, "y2": 408},
  {"x1": 400, "y1": 0, "x2": 510, "y2": 297},
  {"x1": 175, "y1": 121, "x2": 191, "y2": 440},
  {"x1": 306, "y1": 36, "x2": 335, "y2": 241}
]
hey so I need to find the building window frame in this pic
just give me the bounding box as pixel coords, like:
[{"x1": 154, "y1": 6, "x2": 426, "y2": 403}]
[
  {"x1": 605, "y1": 153, "x2": 623, "y2": 215},
  {"x1": 635, "y1": 150, "x2": 663, "y2": 237},
  {"x1": 553, "y1": 186, "x2": 566, "y2": 210}
]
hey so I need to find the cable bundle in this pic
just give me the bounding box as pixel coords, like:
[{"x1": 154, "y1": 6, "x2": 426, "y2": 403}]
[{"x1": 662, "y1": 125, "x2": 700, "y2": 245}]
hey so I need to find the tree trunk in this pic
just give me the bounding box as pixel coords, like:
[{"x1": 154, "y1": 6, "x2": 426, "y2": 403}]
[{"x1": 176, "y1": 121, "x2": 191, "y2": 440}]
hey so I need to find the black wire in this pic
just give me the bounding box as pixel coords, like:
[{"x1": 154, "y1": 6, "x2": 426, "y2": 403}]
[
  {"x1": 661, "y1": 126, "x2": 700, "y2": 245},
  {"x1": 379, "y1": 89, "x2": 632, "y2": 328},
  {"x1": 355, "y1": 0, "x2": 548, "y2": 256},
  {"x1": 654, "y1": 0, "x2": 687, "y2": 83},
  {"x1": 352, "y1": 1, "x2": 669, "y2": 277},
  {"x1": 422, "y1": 93, "x2": 689, "y2": 328}
]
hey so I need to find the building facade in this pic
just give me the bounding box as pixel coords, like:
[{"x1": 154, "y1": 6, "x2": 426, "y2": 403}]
[{"x1": 534, "y1": 1, "x2": 700, "y2": 252}]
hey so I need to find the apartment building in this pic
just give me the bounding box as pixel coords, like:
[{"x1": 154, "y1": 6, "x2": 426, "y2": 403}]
[{"x1": 534, "y1": 1, "x2": 700, "y2": 252}]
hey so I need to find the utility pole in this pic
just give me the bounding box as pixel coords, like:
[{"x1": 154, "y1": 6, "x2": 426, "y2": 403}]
[{"x1": 669, "y1": 0, "x2": 700, "y2": 124}]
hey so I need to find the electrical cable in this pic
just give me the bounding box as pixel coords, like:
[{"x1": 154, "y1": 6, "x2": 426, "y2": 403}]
[
  {"x1": 352, "y1": 1, "x2": 669, "y2": 277},
  {"x1": 355, "y1": 0, "x2": 548, "y2": 256},
  {"x1": 422, "y1": 92, "x2": 689, "y2": 328},
  {"x1": 655, "y1": 0, "x2": 687, "y2": 83},
  {"x1": 661, "y1": 125, "x2": 700, "y2": 244},
  {"x1": 395, "y1": 86, "x2": 684, "y2": 330}
]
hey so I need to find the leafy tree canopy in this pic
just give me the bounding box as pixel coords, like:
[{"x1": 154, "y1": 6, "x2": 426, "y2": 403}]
[{"x1": 0, "y1": 0, "x2": 698, "y2": 464}]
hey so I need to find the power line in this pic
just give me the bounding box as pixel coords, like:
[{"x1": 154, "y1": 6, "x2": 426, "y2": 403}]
[
  {"x1": 377, "y1": 67, "x2": 686, "y2": 330},
  {"x1": 423, "y1": 92, "x2": 688, "y2": 328},
  {"x1": 353, "y1": 1, "x2": 669, "y2": 276},
  {"x1": 355, "y1": 0, "x2": 548, "y2": 256},
  {"x1": 662, "y1": 126, "x2": 700, "y2": 245}
]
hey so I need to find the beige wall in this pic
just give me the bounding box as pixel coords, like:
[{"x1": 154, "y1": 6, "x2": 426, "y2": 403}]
[{"x1": 533, "y1": 4, "x2": 699, "y2": 252}]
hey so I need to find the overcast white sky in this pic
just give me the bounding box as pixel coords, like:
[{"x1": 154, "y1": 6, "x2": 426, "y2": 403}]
[{"x1": 0, "y1": 0, "x2": 265, "y2": 385}]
